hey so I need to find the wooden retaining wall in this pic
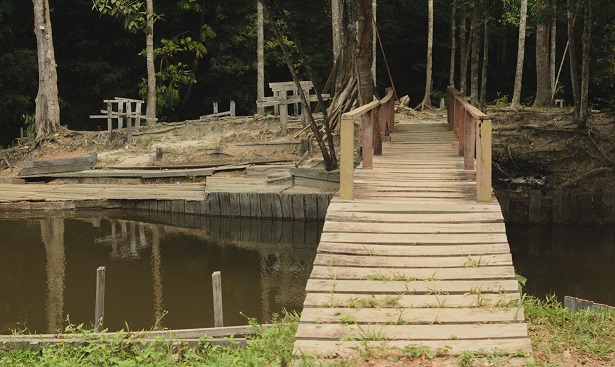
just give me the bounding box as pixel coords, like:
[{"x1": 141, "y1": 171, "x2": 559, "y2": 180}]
[
  {"x1": 496, "y1": 190, "x2": 615, "y2": 225},
  {"x1": 0, "y1": 192, "x2": 334, "y2": 221}
]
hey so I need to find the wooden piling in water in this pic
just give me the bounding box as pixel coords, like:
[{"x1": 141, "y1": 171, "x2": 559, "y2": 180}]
[
  {"x1": 95, "y1": 266, "x2": 106, "y2": 332},
  {"x1": 212, "y1": 271, "x2": 223, "y2": 327}
]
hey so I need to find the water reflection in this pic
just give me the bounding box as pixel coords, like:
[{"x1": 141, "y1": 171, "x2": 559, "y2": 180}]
[
  {"x1": 509, "y1": 225, "x2": 615, "y2": 306},
  {"x1": 0, "y1": 213, "x2": 321, "y2": 334}
]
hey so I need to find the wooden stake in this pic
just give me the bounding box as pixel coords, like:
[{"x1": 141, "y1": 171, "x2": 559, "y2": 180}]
[
  {"x1": 95, "y1": 266, "x2": 106, "y2": 332},
  {"x1": 212, "y1": 271, "x2": 223, "y2": 327}
]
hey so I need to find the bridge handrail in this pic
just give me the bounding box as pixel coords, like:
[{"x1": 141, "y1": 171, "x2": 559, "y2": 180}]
[
  {"x1": 340, "y1": 88, "x2": 396, "y2": 200},
  {"x1": 446, "y1": 86, "x2": 492, "y2": 202}
]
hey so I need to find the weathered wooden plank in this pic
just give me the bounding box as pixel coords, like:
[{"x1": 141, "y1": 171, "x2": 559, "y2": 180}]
[
  {"x1": 323, "y1": 221, "x2": 506, "y2": 234},
  {"x1": 529, "y1": 190, "x2": 541, "y2": 224},
  {"x1": 239, "y1": 192, "x2": 251, "y2": 218},
  {"x1": 316, "y1": 243, "x2": 512, "y2": 258},
  {"x1": 319, "y1": 232, "x2": 508, "y2": 244},
  {"x1": 328, "y1": 200, "x2": 501, "y2": 213},
  {"x1": 303, "y1": 292, "x2": 521, "y2": 309},
  {"x1": 309, "y1": 264, "x2": 516, "y2": 281},
  {"x1": 281, "y1": 194, "x2": 293, "y2": 219},
  {"x1": 294, "y1": 323, "x2": 528, "y2": 340},
  {"x1": 271, "y1": 194, "x2": 283, "y2": 218},
  {"x1": 260, "y1": 193, "x2": 273, "y2": 218},
  {"x1": 249, "y1": 192, "x2": 261, "y2": 217},
  {"x1": 305, "y1": 279, "x2": 519, "y2": 294},
  {"x1": 292, "y1": 194, "x2": 305, "y2": 220},
  {"x1": 229, "y1": 193, "x2": 241, "y2": 217},
  {"x1": 18, "y1": 155, "x2": 96, "y2": 169},
  {"x1": 293, "y1": 338, "x2": 532, "y2": 357},
  {"x1": 299, "y1": 307, "x2": 524, "y2": 325},
  {"x1": 209, "y1": 193, "x2": 221, "y2": 216},
  {"x1": 326, "y1": 211, "x2": 503, "y2": 223},
  {"x1": 305, "y1": 194, "x2": 319, "y2": 220}
]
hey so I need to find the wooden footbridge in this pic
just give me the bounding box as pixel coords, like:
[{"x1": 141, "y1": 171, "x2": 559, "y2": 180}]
[{"x1": 293, "y1": 88, "x2": 532, "y2": 358}]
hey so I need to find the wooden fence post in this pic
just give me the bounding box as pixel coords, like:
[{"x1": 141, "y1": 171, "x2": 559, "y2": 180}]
[
  {"x1": 476, "y1": 119, "x2": 493, "y2": 202},
  {"x1": 373, "y1": 108, "x2": 382, "y2": 156},
  {"x1": 464, "y1": 114, "x2": 475, "y2": 170},
  {"x1": 95, "y1": 266, "x2": 106, "y2": 332},
  {"x1": 361, "y1": 114, "x2": 373, "y2": 169},
  {"x1": 212, "y1": 271, "x2": 223, "y2": 327},
  {"x1": 106, "y1": 102, "x2": 113, "y2": 140},
  {"x1": 213, "y1": 101, "x2": 219, "y2": 114},
  {"x1": 230, "y1": 100, "x2": 236, "y2": 117},
  {"x1": 340, "y1": 116, "x2": 355, "y2": 200},
  {"x1": 280, "y1": 93, "x2": 288, "y2": 136},
  {"x1": 126, "y1": 102, "x2": 133, "y2": 144}
]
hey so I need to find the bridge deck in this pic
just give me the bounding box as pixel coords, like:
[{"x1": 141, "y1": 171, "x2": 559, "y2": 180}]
[{"x1": 294, "y1": 121, "x2": 532, "y2": 357}]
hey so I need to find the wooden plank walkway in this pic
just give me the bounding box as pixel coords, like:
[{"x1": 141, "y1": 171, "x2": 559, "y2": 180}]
[{"x1": 293, "y1": 121, "x2": 532, "y2": 358}]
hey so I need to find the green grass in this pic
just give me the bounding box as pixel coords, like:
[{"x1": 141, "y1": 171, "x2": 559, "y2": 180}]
[
  {"x1": 0, "y1": 313, "x2": 299, "y2": 367},
  {"x1": 523, "y1": 294, "x2": 615, "y2": 363}
]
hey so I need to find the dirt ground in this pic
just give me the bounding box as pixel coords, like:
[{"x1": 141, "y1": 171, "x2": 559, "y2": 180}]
[
  {"x1": 1, "y1": 107, "x2": 614, "y2": 196},
  {"x1": 491, "y1": 107, "x2": 615, "y2": 194}
]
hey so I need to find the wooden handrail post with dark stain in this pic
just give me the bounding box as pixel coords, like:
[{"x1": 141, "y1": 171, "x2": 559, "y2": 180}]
[
  {"x1": 339, "y1": 89, "x2": 396, "y2": 201},
  {"x1": 95, "y1": 266, "x2": 106, "y2": 332},
  {"x1": 447, "y1": 87, "x2": 492, "y2": 202}
]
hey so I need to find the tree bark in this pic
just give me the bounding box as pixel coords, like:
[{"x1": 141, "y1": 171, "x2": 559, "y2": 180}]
[
  {"x1": 418, "y1": 0, "x2": 434, "y2": 109},
  {"x1": 145, "y1": 0, "x2": 156, "y2": 124},
  {"x1": 568, "y1": 0, "x2": 580, "y2": 117},
  {"x1": 470, "y1": 0, "x2": 481, "y2": 106},
  {"x1": 459, "y1": 4, "x2": 468, "y2": 95},
  {"x1": 511, "y1": 0, "x2": 528, "y2": 108},
  {"x1": 372, "y1": 0, "x2": 377, "y2": 85},
  {"x1": 332, "y1": 0, "x2": 342, "y2": 60},
  {"x1": 480, "y1": 0, "x2": 490, "y2": 111},
  {"x1": 449, "y1": 0, "x2": 456, "y2": 87},
  {"x1": 257, "y1": 1, "x2": 265, "y2": 115},
  {"x1": 578, "y1": 0, "x2": 591, "y2": 129},
  {"x1": 329, "y1": 0, "x2": 374, "y2": 131},
  {"x1": 550, "y1": 3, "x2": 557, "y2": 96},
  {"x1": 534, "y1": 0, "x2": 552, "y2": 107},
  {"x1": 32, "y1": 0, "x2": 60, "y2": 140}
]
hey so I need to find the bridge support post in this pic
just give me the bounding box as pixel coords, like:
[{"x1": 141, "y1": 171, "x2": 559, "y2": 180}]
[
  {"x1": 464, "y1": 114, "x2": 475, "y2": 170},
  {"x1": 340, "y1": 116, "x2": 355, "y2": 200},
  {"x1": 476, "y1": 119, "x2": 492, "y2": 202}
]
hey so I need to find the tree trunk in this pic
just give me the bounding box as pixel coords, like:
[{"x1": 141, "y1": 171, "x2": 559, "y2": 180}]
[
  {"x1": 332, "y1": 0, "x2": 342, "y2": 60},
  {"x1": 480, "y1": 0, "x2": 490, "y2": 111},
  {"x1": 578, "y1": 0, "x2": 591, "y2": 129},
  {"x1": 568, "y1": 0, "x2": 580, "y2": 118},
  {"x1": 329, "y1": 0, "x2": 374, "y2": 131},
  {"x1": 418, "y1": 0, "x2": 434, "y2": 109},
  {"x1": 459, "y1": 4, "x2": 468, "y2": 95},
  {"x1": 534, "y1": 0, "x2": 552, "y2": 107},
  {"x1": 257, "y1": 1, "x2": 265, "y2": 115},
  {"x1": 32, "y1": 0, "x2": 60, "y2": 140},
  {"x1": 550, "y1": 3, "x2": 557, "y2": 96},
  {"x1": 145, "y1": 0, "x2": 156, "y2": 124},
  {"x1": 449, "y1": 0, "x2": 456, "y2": 87},
  {"x1": 511, "y1": 0, "x2": 528, "y2": 108},
  {"x1": 372, "y1": 0, "x2": 377, "y2": 85},
  {"x1": 470, "y1": 0, "x2": 481, "y2": 106}
]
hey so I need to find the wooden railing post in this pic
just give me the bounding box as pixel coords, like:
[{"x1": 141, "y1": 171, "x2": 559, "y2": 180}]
[
  {"x1": 447, "y1": 88, "x2": 454, "y2": 131},
  {"x1": 373, "y1": 108, "x2": 383, "y2": 156},
  {"x1": 361, "y1": 114, "x2": 373, "y2": 169},
  {"x1": 464, "y1": 113, "x2": 476, "y2": 170},
  {"x1": 476, "y1": 119, "x2": 492, "y2": 202},
  {"x1": 386, "y1": 88, "x2": 395, "y2": 133},
  {"x1": 340, "y1": 116, "x2": 355, "y2": 200}
]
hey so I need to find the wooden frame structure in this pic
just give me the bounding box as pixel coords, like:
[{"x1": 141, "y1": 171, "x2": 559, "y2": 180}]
[
  {"x1": 339, "y1": 88, "x2": 395, "y2": 200},
  {"x1": 90, "y1": 98, "x2": 149, "y2": 144},
  {"x1": 447, "y1": 86, "x2": 492, "y2": 202}
]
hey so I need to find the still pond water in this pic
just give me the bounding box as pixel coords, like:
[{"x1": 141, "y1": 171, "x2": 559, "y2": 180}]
[
  {"x1": 0, "y1": 212, "x2": 321, "y2": 334},
  {"x1": 1, "y1": 212, "x2": 614, "y2": 335}
]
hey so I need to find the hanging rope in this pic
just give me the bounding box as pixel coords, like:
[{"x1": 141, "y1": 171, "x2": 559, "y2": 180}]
[{"x1": 372, "y1": 13, "x2": 398, "y2": 100}]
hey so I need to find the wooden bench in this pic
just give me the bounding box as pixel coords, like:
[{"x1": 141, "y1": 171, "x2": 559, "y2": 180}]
[
  {"x1": 256, "y1": 81, "x2": 330, "y2": 136},
  {"x1": 90, "y1": 98, "x2": 156, "y2": 143},
  {"x1": 200, "y1": 100, "x2": 236, "y2": 119}
]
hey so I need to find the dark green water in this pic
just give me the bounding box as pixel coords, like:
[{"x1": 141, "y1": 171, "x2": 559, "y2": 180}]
[
  {"x1": 509, "y1": 225, "x2": 615, "y2": 306},
  {"x1": 0, "y1": 212, "x2": 322, "y2": 334}
]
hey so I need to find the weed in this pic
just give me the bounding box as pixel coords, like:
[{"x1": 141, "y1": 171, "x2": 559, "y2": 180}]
[
  {"x1": 427, "y1": 287, "x2": 450, "y2": 296},
  {"x1": 340, "y1": 314, "x2": 356, "y2": 325},
  {"x1": 347, "y1": 296, "x2": 378, "y2": 309},
  {"x1": 457, "y1": 350, "x2": 476, "y2": 367}
]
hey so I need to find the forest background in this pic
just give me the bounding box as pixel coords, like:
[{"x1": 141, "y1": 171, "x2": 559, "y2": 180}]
[{"x1": 1, "y1": 0, "x2": 614, "y2": 147}]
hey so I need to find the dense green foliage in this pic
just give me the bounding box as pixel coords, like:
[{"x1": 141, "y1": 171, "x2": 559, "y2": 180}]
[{"x1": 1, "y1": 0, "x2": 615, "y2": 147}]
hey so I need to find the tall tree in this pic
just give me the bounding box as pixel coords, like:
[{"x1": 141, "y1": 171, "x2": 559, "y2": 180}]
[
  {"x1": 470, "y1": 0, "x2": 481, "y2": 105},
  {"x1": 567, "y1": 0, "x2": 581, "y2": 117},
  {"x1": 534, "y1": 0, "x2": 553, "y2": 107},
  {"x1": 459, "y1": 3, "x2": 468, "y2": 94},
  {"x1": 418, "y1": 0, "x2": 434, "y2": 109},
  {"x1": 578, "y1": 0, "x2": 591, "y2": 128},
  {"x1": 92, "y1": 0, "x2": 157, "y2": 124},
  {"x1": 145, "y1": 0, "x2": 155, "y2": 122},
  {"x1": 450, "y1": 0, "x2": 457, "y2": 87},
  {"x1": 328, "y1": 0, "x2": 374, "y2": 130},
  {"x1": 511, "y1": 0, "x2": 528, "y2": 108},
  {"x1": 32, "y1": 0, "x2": 60, "y2": 140},
  {"x1": 550, "y1": 1, "x2": 557, "y2": 97},
  {"x1": 480, "y1": 0, "x2": 490, "y2": 111}
]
